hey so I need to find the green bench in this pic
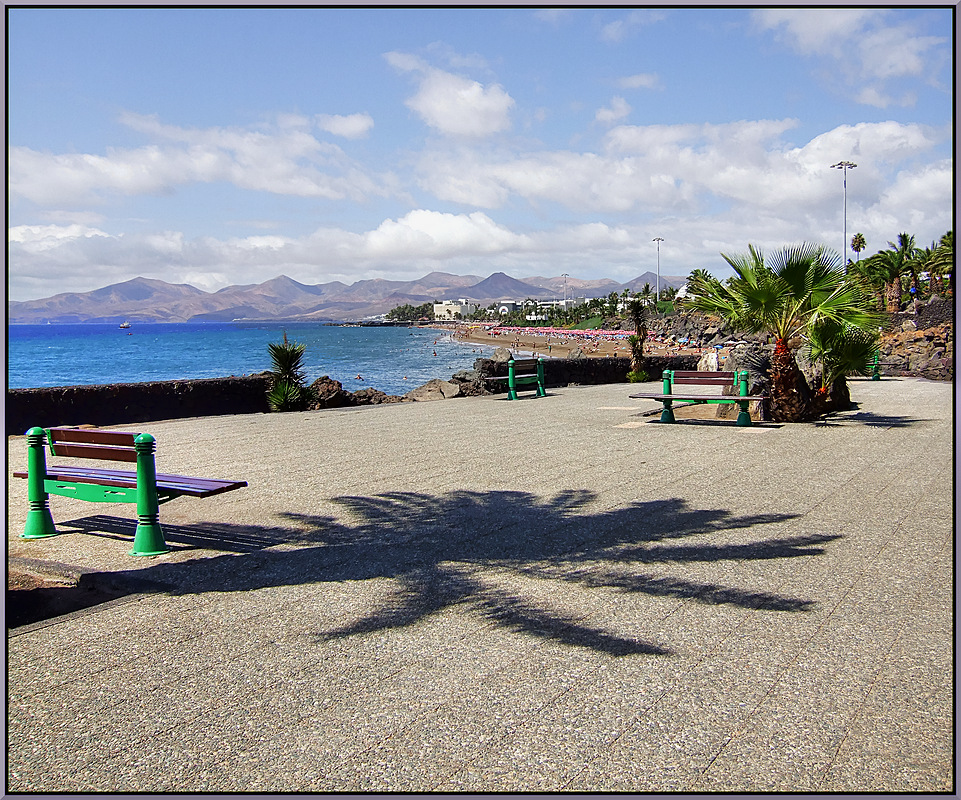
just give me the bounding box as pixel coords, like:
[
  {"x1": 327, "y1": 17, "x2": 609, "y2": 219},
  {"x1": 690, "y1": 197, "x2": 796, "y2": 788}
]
[
  {"x1": 867, "y1": 349, "x2": 890, "y2": 380},
  {"x1": 488, "y1": 357, "x2": 547, "y2": 400},
  {"x1": 14, "y1": 426, "x2": 247, "y2": 556},
  {"x1": 630, "y1": 370, "x2": 766, "y2": 427}
]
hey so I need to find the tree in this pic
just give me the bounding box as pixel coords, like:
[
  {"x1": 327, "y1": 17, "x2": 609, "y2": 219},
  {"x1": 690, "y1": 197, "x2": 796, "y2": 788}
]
[
  {"x1": 626, "y1": 299, "x2": 648, "y2": 364},
  {"x1": 862, "y1": 232, "x2": 918, "y2": 312},
  {"x1": 850, "y1": 233, "x2": 866, "y2": 263},
  {"x1": 685, "y1": 243, "x2": 881, "y2": 422},
  {"x1": 929, "y1": 230, "x2": 954, "y2": 295}
]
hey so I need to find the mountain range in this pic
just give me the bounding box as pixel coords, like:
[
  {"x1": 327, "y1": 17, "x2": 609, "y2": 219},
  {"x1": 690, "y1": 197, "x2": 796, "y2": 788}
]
[{"x1": 7, "y1": 271, "x2": 687, "y2": 324}]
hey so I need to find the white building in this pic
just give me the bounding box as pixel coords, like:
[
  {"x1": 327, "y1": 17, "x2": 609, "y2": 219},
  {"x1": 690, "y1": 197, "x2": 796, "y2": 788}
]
[{"x1": 433, "y1": 300, "x2": 479, "y2": 320}]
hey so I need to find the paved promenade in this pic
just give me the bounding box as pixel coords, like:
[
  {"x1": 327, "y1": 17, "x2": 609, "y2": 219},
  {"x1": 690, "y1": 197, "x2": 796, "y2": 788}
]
[{"x1": 6, "y1": 377, "x2": 954, "y2": 792}]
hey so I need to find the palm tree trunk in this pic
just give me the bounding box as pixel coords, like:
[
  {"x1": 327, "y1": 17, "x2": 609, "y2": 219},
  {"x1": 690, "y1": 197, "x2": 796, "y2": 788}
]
[
  {"x1": 769, "y1": 338, "x2": 811, "y2": 422},
  {"x1": 885, "y1": 281, "x2": 902, "y2": 312}
]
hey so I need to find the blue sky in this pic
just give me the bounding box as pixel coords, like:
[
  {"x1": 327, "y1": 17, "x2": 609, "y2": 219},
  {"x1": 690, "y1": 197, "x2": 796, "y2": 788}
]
[{"x1": 7, "y1": 6, "x2": 955, "y2": 301}]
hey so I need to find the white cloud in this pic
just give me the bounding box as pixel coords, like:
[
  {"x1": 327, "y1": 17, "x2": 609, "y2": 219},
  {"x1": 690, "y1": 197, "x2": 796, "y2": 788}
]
[
  {"x1": 385, "y1": 51, "x2": 514, "y2": 138},
  {"x1": 600, "y1": 10, "x2": 667, "y2": 43},
  {"x1": 595, "y1": 96, "x2": 632, "y2": 125},
  {"x1": 316, "y1": 113, "x2": 374, "y2": 139},
  {"x1": 9, "y1": 113, "x2": 393, "y2": 206},
  {"x1": 752, "y1": 9, "x2": 949, "y2": 104},
  {"x1": 618, "y1": 73, "x2": 662, "y2": 90}
]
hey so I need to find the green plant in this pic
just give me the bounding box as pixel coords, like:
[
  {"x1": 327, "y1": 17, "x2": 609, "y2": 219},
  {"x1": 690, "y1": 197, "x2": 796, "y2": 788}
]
[
  {"x1": 626, "y1": 369, "x2": 649, "y2": 383},
  {"x1": 266, "y1": 332, "x2": 313, "y2": 412},
  {"x1": 684, "y1": 242, "x2": 881, "y2": 422}
]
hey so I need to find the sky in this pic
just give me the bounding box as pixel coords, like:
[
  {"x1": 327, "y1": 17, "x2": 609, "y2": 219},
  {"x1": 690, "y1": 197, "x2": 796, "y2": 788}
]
[{"x1": 6, "y1": 6, "x2": 956, "y2": 302}]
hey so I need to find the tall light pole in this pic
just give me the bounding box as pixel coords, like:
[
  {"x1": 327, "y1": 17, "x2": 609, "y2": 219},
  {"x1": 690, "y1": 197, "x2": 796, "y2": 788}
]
[
  {"x1": 831, "y1": 161, "x2": 856, "y2": 267},
  {"x1": 653, "y1": 237, "x2": 664, "y2": 305}
]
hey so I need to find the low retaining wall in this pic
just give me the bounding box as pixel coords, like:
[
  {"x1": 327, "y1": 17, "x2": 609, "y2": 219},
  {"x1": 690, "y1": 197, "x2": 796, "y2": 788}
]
[
  {"x1": 6, "y1": 375, "x2": 271, "y2": 437},
  {"x1": 475, "y1": 354, "x2": 700, "y2": 391}
]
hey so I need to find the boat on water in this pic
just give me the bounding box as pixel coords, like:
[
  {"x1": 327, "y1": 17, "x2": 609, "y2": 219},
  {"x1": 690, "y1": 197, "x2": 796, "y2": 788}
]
[{"x1": 119, "y1": 321, "x2": 131, "y2": 329}]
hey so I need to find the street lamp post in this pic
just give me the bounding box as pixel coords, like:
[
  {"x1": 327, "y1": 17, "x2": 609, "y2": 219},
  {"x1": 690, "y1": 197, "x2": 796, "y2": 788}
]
[
  {"x1": 652, "y1": 237, "x2": 664, "y2": 307},
  {"x1": 830, "y1": 161, "x2": 857, "y2": 267}
]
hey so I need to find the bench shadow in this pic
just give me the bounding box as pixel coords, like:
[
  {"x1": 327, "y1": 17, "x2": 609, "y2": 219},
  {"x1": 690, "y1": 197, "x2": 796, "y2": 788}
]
[
  {"x1": 59, "y1": 514, "x2": 288, "y2": 553},
  {"x1": 814, "y1": 410, "x2": 930, "y2": 428},
  {"x1": 81, "y1": 491, "x2": 839, "y2": 658},
  {"x1": 649, "y1": 418, "x2": 783, "y2": 428}
]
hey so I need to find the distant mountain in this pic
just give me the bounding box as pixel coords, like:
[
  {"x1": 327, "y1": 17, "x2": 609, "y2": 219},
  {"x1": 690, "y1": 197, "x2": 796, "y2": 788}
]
[
  {"x1": 7, "y1": 270, "x2": 690, "y2": 324},
  {"x1": 459, "y1": 272, "x2": 556, "y2": 300}
]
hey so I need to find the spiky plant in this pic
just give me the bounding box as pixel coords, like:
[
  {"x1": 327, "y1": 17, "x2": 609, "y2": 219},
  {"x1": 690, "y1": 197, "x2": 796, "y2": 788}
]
[{"x1": 266, "y1": 332, "x2": 313, "y2": 411}]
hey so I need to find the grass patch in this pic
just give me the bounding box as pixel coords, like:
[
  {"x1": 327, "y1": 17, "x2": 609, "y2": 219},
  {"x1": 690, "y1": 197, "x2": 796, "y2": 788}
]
[{"x1": 569, "y1": 316, "x2": 606, "y2": 330}]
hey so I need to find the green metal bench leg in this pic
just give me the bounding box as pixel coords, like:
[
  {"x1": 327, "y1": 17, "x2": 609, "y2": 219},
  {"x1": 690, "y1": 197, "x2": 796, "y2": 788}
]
[
  {"x1": 659, "y1": 370, "x2": 676, "y2": 422},
  {"x1": 22, "y1": 427, "x2": 58, "y2": 539},
  {"x1": 131, "y1": 433, "x2": 169, "y2": 556},
  {"x1": 536, "y1": 358, "x2": 546, "y2": 397},
  {"x1": 736, "y1": 371, "x2": 753, "y2": 427}
]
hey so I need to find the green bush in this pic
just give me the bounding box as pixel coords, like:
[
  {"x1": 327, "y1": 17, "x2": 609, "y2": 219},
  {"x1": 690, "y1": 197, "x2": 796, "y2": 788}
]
[
  {"x1": 626, "y1": 369, "x2": 649, "y2": 383},
  {"x1": 267, "y1": 332, "x2": 314, "y2": 411}
]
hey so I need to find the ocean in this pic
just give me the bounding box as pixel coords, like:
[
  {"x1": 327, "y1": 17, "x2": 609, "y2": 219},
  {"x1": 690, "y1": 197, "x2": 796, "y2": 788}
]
[{"x1": 7, "y1": 322, "x2": 500, "y2": 396}]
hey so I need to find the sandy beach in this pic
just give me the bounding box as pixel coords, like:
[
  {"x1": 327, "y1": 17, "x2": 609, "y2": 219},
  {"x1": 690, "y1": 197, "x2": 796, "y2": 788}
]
[{"x1": 442, "y1": 323, "x2": 712, "y2": 360}]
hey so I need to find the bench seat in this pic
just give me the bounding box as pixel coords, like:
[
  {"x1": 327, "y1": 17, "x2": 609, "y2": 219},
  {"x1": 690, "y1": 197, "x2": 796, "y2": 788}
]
[
  {"x1": 14, "y1": 465, "x2": 246, "y2": 498},
  {"x1": 629, "y1": 393, "x2": 766, "y2": 403}
]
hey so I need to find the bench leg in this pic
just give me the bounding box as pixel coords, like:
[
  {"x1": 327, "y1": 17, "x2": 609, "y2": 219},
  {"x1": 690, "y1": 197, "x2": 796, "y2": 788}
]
[
  {"x1": 735, "y1": 401, "x2": 753, "y2": 427},
  {"x1": 131, "y1": 434, "x2": 169, "y2": 556},
  {"x1": 659, "y1": 401, "x2": 676, "y2": 423},
  {"x1": 22, "y1": 427, "x2": 58, "y2": 539}
]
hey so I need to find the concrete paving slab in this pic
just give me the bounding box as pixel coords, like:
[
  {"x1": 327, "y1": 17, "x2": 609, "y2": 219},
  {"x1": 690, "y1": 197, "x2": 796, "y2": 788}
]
[{"x1": 6, "y1": 377, "x2": 954, "y2": 792}]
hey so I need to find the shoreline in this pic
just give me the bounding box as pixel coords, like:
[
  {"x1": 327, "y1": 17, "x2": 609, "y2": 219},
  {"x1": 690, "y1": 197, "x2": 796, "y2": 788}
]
[{"x1": 436, "y1": 323, "x2": 712, "y2": 361}]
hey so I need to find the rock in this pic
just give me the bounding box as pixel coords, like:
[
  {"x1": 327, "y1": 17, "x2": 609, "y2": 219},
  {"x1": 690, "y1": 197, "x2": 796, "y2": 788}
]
[
  {"x1": 309, "y1": 376, "x2": 353, "y2": 409},
  {"x1": 569, "y1": 348, "x2": 586, "y2": 360},
  {"x1": 491, "y1": 347, "x2": 513, "y2": 363},
  {"x1": 696, "y1": 349, "x2": 719, "y2": 371},
  {"x1": 902, "y1": 319, "x2": 917, "y2": 331},
  {"x1": 351, "y1": 387, "x2": 404, "y2": 405},
  {"x1": 405, "y1": 378, "x2": 461, "y2": 402}
]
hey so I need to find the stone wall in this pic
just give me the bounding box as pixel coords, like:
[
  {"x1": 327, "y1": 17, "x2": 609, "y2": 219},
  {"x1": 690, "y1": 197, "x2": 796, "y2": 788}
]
[
  {"x1": 473, "y1": 353, "x2": 700, "y2": 392},
  {"x1": 6, "y1": 374, "x2": 271, "y2": 436},
  {"x1": 876, "y1": 322, "x2": 953, "y2": 381}
]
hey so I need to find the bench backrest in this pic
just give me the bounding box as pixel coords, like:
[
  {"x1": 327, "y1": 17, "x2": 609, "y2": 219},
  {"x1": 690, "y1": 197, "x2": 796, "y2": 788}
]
[
  {"x1": 46, "y1": 427, "x2": 140, "y2": 463},
  {"x1": 670, "y1": 370, "x2": 737, "y2": 386},
  {"x1": 508, "y1": 358, "x2": 542, "y2": 371}
]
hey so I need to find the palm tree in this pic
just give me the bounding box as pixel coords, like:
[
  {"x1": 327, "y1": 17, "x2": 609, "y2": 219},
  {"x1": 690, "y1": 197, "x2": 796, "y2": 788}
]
[
  {"x1": 929, "y1": 230, "x2": 954, "y2": 295},
  {"x1": 685, "y1": 243, "x2": 880, "y2": 422},
  {"x1": 863, "y1": 232, "x2": 917, "y2": 312},
  {"x1": 850, "y1": 233, "x2": 866, "y2": 263},
  {"x1": 626, "y1": 298, "x2": 648, "y2": 360}
]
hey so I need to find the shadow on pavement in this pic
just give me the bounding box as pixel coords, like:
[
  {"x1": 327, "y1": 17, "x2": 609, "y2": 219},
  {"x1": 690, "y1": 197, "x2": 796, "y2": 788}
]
[{"x1": 37, "y1": 491, "x2": 838, "y2": 657}]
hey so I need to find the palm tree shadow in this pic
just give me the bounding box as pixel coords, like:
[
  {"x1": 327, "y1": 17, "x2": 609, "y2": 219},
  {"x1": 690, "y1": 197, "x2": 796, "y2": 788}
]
[{"x1": 94, "y1": 490, "x2": 832, "y2": 658}]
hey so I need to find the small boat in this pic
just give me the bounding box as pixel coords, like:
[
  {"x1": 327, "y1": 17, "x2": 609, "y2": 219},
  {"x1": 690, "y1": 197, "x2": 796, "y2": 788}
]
[{"x1": 119, "y1": 321, "x2": 131, "y2": 329}]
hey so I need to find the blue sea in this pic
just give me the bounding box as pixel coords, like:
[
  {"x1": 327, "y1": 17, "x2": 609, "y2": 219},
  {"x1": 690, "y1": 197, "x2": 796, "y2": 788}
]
[{"x1": 7, "y1": 322, "x2": 500, "y2": 395}]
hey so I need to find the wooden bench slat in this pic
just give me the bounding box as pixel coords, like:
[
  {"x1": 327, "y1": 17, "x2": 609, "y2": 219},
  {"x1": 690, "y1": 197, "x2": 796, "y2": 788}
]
[
  {"x1": 672, "y1": 371, "x2": 736, "y2": 380},
  {"x1": 47, "y1": 427, "x2": 139, "y2": 446},
  {"x1": 14, "y1": 465, "x2": 247, "y2": 498},
  {"x1": 632, "y1": 393, "x2": 766, "y2": 402},
  {"x1": 47, "y1": 443, "x2": 138, "y2": 462}
]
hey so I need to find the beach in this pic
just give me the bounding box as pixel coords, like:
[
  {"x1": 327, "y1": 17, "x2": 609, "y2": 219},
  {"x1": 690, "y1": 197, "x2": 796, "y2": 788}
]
[{"x1": 445, "y1": 323, "x2": 712, "y2": 360}]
